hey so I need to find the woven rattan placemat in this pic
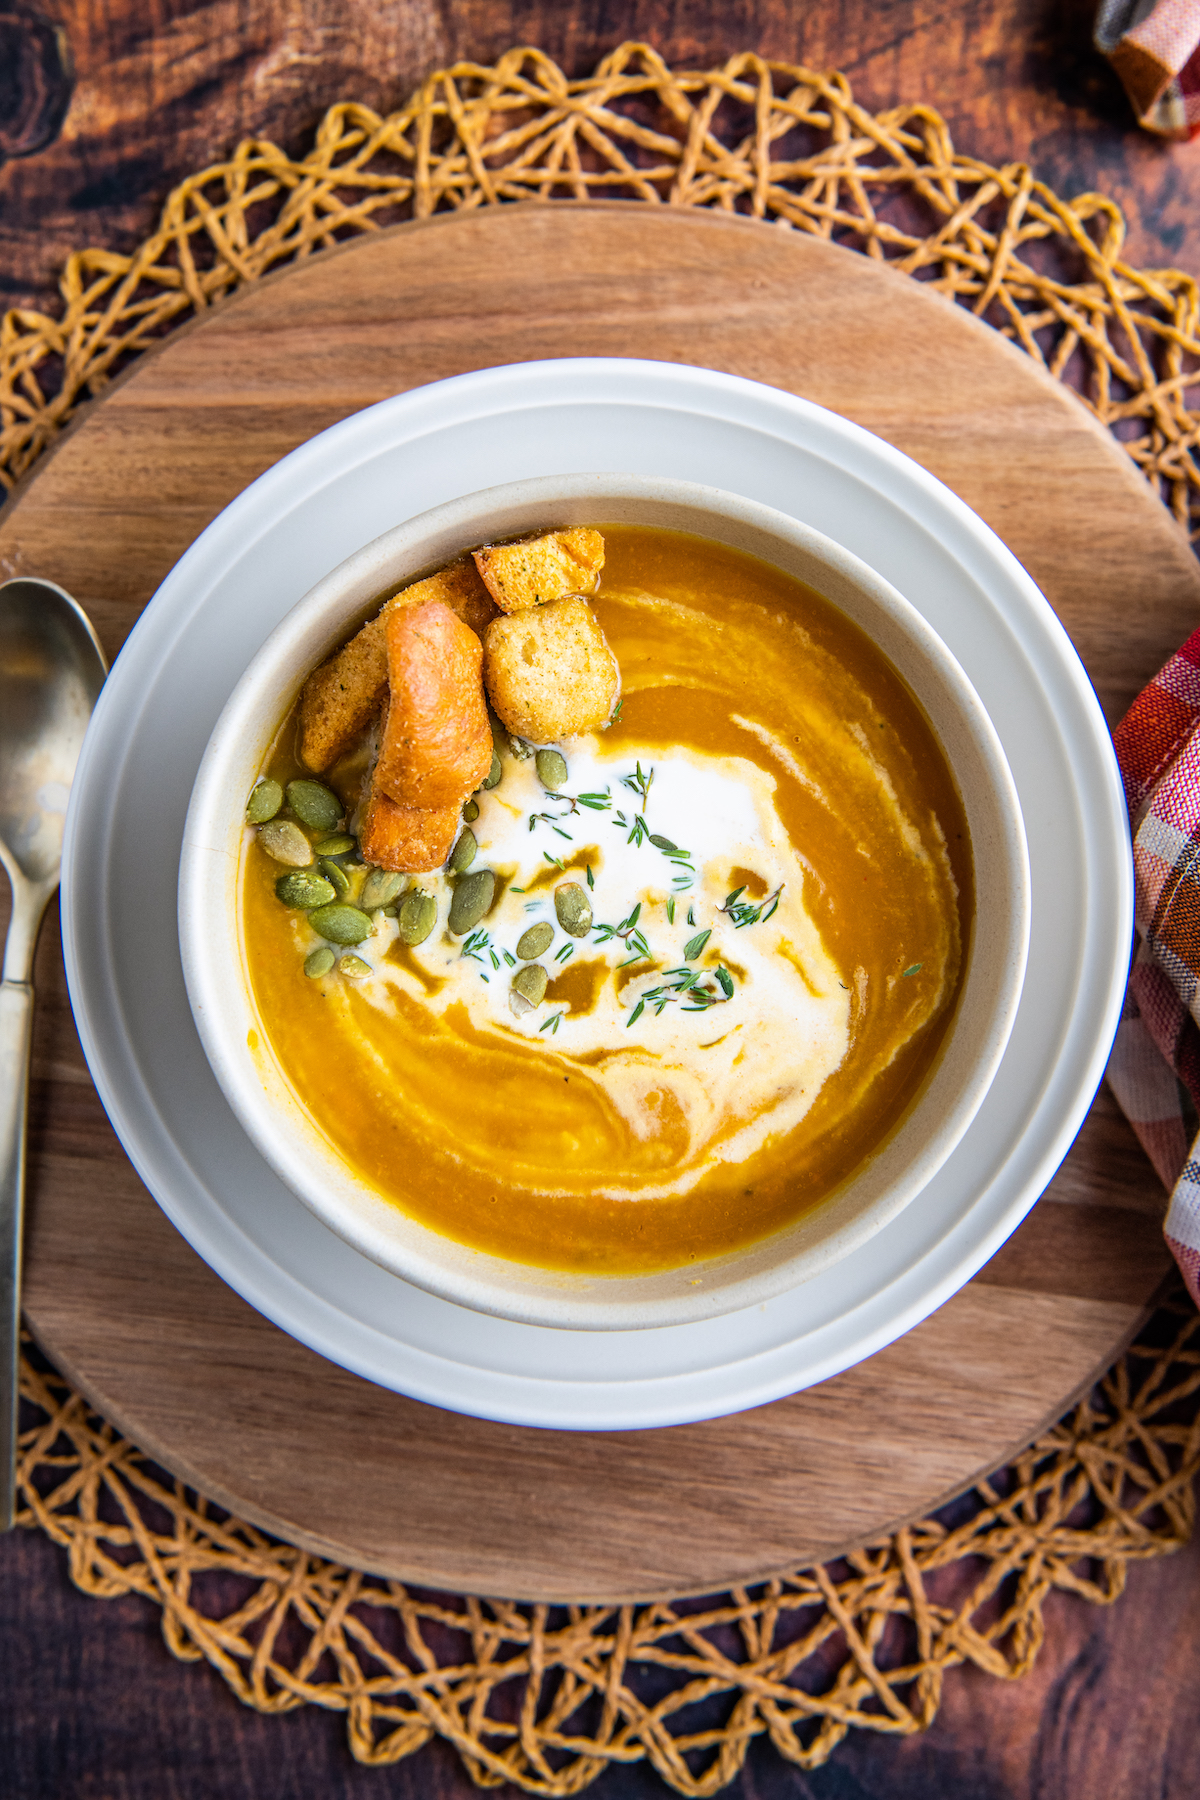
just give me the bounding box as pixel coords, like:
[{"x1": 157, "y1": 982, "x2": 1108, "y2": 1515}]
[{"x1": 8, "y1": 43, "x2": 1200, "y2": 1794}]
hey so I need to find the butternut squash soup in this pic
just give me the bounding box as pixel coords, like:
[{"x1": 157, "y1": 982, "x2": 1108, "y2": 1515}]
[{"x1": 240, "y1": 526, "x2": 971, "y2": 1275}]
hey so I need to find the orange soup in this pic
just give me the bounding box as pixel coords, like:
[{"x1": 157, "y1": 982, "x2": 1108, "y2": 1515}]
[{"x1": 241, "y1": 526, "x2": 972, "y2": 1274}]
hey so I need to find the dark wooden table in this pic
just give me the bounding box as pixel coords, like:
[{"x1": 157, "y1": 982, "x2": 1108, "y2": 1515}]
[{"x1": 2, "y1": 3, "x2": 1198, "y2": 1795}]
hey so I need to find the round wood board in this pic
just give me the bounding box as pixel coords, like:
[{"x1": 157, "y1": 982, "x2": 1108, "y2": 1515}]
[{"x1": 7, "y1": 205, "x2": 1197, "y2": 1604}]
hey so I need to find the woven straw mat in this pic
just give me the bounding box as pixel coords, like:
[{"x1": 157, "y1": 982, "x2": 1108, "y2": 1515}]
[{"x1": 9, "y1": 42, "x2": 1200, "y2": 1797}]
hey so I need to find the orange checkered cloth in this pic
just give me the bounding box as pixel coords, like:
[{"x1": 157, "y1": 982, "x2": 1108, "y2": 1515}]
[
  {"x1": 1096, "y1": 0, "x2": 1200, "y2": 139},
  {"x1": 1108, "y1": 631, "x2": 1200, "y2": 1304}
]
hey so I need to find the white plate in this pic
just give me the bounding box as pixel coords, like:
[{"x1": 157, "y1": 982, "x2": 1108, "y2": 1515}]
[{"x1": 61, "y1": 358, "x2": 1131, "y2": 1431}]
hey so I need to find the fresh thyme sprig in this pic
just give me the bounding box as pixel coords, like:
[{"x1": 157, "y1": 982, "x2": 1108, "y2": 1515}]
[
  {"x1": 626, "y1": 962, "x2": 735, "y2": 1026},
  {"x1": 460, "y1": 929, "x2": 491, "y2": 963},
  {"x1": 719, "y1": 883, "x2": 783, "y2": 927},
  {"x1": 529, "y1": 788, "x2": 611, "y2": 838},
  {"x1": 557, "y1": 789, "x2": 612, "y2": 814},
  {"x1": 594, "y1": 902, "x2": 651, "y2": 962},
  {"x1": 611, "y1": 809, "x2": 650, "y2": 847},
  {"x1": 621, "y1": 762, "x2": 654, "y2": 808}
]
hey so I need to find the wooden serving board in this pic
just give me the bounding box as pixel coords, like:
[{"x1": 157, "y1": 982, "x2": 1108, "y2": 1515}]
[{"x1": 6, "y1": 205, "x2": 1197, "y2": 1603}]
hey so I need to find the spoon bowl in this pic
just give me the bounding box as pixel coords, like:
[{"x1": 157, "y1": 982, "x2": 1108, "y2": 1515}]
[{"x1": 0, "y1": 577, "x2": 105, "y2": 1528}]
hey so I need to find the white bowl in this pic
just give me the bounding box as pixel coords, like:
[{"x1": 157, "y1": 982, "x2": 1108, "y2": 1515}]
[{"x1": 179, "y1": 473, "x2": 1030, "y2": 1330}]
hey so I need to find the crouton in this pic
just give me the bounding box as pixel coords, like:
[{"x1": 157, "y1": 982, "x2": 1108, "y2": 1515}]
[
  {"x1": 358, "y1": 786, "x2": 461, "y2": 873},
  {"x1": 374, "y1": 601, "x2": 492, "y2": 808},
  {"x1": 299, "y1": 617, "x2": 389, "y2": 772},
  {"x1": 473, "y1": 528, "x2": 605, "y2": 614},
  {"x1": 298, "y1": 559, "x2": 498, "y2": 772},
  {"x1": 388, "y1": 557, "x2": 498, "y2": 639},
  {"x1": 483, "y1": 599, "x2": 620, "y2": 742}
]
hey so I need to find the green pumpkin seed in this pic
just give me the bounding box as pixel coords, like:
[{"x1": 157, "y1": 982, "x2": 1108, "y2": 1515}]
[
  {"x1": 286, "y1": 779, "x2": 343, "y2": 832},
  {"x1": 318, "y1": 856, "x2": 351, "y2": 898},
  {"x1": 448, "y1": 869, "x2": 495, "y2": 936},
  {"x1": 535, "y1": 749, "x2": 568, "y2": 790},
  {"x1": 258, "y1": 819, "x2": 313, "y2": 866},
  {"x1": 304, "y1": 946, "x2": 335, "y2": 979},
  {"x1": 314, "y1": 833, "x2": 355, "y2": 856},
  {"x1": 396, "y1": 889, "x2": 437, "y2": 945},
  {"x1": 462, "y1": 799, "x2": 479, "y2": 823},
  {"x1": 517, "y1": 921, "x2": 554, "y2": 960},
  {"x1": 512, "y1": 963, "x2": 547, "y2": 1006},
  {"x1": 509, "y1": 734, "x2": 532, "y2": 760},
  {"x1": 448, "y1": 828, "x2": 477, "y2": 874},
  {"x1": 479, "y1": 750, "x2": 502, "y2": 791},
  {"x1": 360, "y1": 867, "x2": 405, "y2": 909},
  {"x1": 308, "y1": 902, "x2": 372, "y2": 946},
  {"x1": 554, "y1": 882, "x2": 593, "y2": 938},
  {"x1": 339, "y1": 954, "x2": 372, "y2": 979},
  {"x1": 276, "y1": 870, "x2": 336, "y2": 909},
  {"x1": 246, "y1": 778, "x2": 283, "y2": 824}
]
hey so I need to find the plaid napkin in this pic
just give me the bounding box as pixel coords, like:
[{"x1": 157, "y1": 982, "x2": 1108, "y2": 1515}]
[
  {"x1": 1095, "y1": 0, "x2": 1200, "y2": 139},
  {"x1": 1107, "y1": 631, "x2": 1200, "y2": 1305}
]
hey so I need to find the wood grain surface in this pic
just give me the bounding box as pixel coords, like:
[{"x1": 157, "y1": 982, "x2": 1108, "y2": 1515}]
[
  {"x1": 3, "y1": 204, "x2": 1192, "y2": 1602},
  {"x1": 7, "y1": 1512, "x2": 1200, "y2": 1798},
  {"x1": 2, "y1": 0, "x2": 1195, "y2": 318}
]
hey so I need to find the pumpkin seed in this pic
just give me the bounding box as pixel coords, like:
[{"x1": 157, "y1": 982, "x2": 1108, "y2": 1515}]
[
  {"x1": 448, "y1": 869, "x2": 495, "y2": 935},
  {"x1": 339, "y1": 954, "x2": 372, "y2": 979},
  {"x1": 318, "y1": 856, "x2": 351, "y2": 897},
  {"x1": 246, "y1": 778, "x2": 283, "y2": 824},
  {"x1": 448, "y1": 828, "x2": 477, "y2": 874},
  {"x1": 286, "y1": 779, "x2": 343, "y2": 832},
  {"x1": 512, "y1": 963, "x2": 547, "y2": 1006},
  {"x1": 509, "y1": 734, "x2": 532, "y2": 760},
  {"x1": 314, "y1": 833, "x2": 355, "y2": 856},
  {"x1": 275, "y1": 870, "x2": 336, "y2": 909},
  {"x1": 360, "y1": 867, "x2": 405, "y2": 909},
  {"x1": 258, "y1": 819, "x2": 313, "y2": 866},
  {"x1": 554, "y1": 882, "x2": 592, "y2": 938},
  {"x1": 535, "y1": 749, "x2": 568, "y2": 790},
  {"x1": 304, "y1": 946, "x2": 335, "y2": 979},
  {"x1": 517, "y1": 921, "x2": 554, "y2": 960},
  {"x1": 462, "y1": 798, "x2": 479, "y2": 822},
  {"x1": 396, "y1": 889, "x2": 437, "y2": 945},
  {"x1": 480, "y1": 750, "x2": 502, "y2": 791},
  {"x1": 307, "y1": 902, "x2": 372, "y2": 946}
]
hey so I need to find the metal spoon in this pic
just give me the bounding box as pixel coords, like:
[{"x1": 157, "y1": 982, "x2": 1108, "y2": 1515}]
[{"x1": 0, "y1": 578, "x2": 106, "y2": 1528}]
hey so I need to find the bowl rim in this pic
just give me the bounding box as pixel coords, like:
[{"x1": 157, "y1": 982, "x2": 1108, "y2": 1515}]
[{"x1": 178, "y1": 470, "x2": 1031, "y2": 1330}]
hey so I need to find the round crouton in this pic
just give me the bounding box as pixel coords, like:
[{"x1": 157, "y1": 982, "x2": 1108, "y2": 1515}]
[{"x1": 483, "y1": 599, "x2": 620, "y2": 742}]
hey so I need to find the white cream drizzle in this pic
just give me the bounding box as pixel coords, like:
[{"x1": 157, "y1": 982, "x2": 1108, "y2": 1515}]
[{"x1": 334, "y1": 737, "x2": 858, "y2": 1195}]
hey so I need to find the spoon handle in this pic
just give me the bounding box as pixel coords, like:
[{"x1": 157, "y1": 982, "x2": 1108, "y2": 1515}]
[{"x1": 0, "y1": 977, "x2": 33, "y2": 1530}]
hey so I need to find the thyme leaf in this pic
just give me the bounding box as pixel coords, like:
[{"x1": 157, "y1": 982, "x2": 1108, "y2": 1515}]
[{"x1": 719, "y1": 882, "x2": 784, "y2": 928}]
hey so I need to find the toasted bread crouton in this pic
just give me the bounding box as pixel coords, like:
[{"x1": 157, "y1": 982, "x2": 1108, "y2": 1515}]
[
  {"x1": 385, "y1": 556, "x2": 499, "y2": 638},
  {"x1": 359, "y1": 786, "x2": 460, "y2": 873},
  {"x1": 298, "y1": 561, "x2": 498, "y2": 772},
  {"x1": 473, "y1": 528, "x2": 605, "y2": 614},
  {"x1": 483, "y1": 599, "x2": 620, "y2": 742},
  {"x1": 299, "y1": 617, "x2": 388, "y2": 772},
  {"x1": 374, "y1": 601, "x2": 492, "y2": 809}
]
